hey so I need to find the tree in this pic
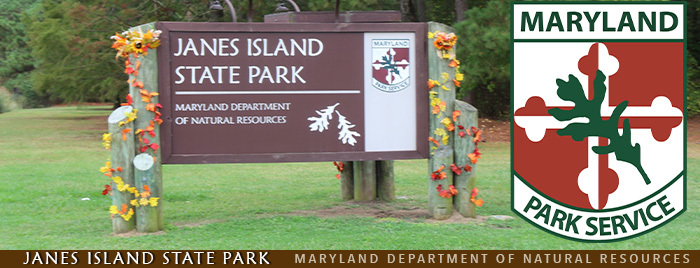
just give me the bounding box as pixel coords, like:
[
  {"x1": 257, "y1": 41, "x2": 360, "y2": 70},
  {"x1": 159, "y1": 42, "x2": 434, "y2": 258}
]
[
  {"x1": 23, "y1": 0, "x2": 213, "y2": 105},
  {"x1": 454, "y1": 0, "x2": 509, "y2": 118},
  {"x1": 0, "y1": 0, "x2": 44, "y2": 107}
]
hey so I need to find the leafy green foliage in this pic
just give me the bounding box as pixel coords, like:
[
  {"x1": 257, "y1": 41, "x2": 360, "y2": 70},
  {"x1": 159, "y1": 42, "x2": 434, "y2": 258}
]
[
  {"x1": 453, "y1": 0, "x2": 510, "y2": 118},
  {"x1": 21, "y1": 0, "x2": 216, "y2": 105},
  {"x1": 549, "y1": 70, "x2": 650, "y2": 184},
  {"x1": 687, "y1": 0, "x2": 700, "y2": 63},
  {"x1": 2, "y1": 72, "x2": 50, "y2": 108},
  {"x1": 305, "y1": 0, "x2": 398, "y2": 12},
  {"x1": 0, "y1": 0, "x2": 37, "y2": 79},
  {"x1": 688, "y1": 55, "x2": 700, "y2": 117},
  {"x1": 0, "y1": 0, "x2": 43, "y2": 108}
]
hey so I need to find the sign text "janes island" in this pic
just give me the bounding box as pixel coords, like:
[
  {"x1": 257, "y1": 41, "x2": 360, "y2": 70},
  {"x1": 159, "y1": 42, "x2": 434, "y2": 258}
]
[{"x1": 171, "y1": 37, "x2": 325, "y2": 85}]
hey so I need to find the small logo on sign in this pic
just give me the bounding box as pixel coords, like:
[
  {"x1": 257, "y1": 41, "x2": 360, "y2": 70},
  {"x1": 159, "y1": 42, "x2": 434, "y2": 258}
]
[{"x1": 371, "y1": 39, "x2": 410, "y2": 92}]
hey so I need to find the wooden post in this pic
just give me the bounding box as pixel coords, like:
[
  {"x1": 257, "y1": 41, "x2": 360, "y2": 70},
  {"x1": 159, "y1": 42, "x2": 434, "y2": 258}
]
[
  {"x1": 340, "y1": 161, "x2": 354, "y2": 201},
  {"x1": 427, "y1": 22, "x2": 457, "y2": 220},
  {"x1": 428, "y1": 146, "x2": 453, "y2": 219},
  {"x1": 453, "y1": 100, "x2": 478, "y2": 218},
  {"x1": 108, "y1": 106, "x2": 136, "y2": 234},
  {"x1": 376, "y1": 160, "x2": 395, "y2": 201},
  {"x1": 354, "y1": 161, "x2": 376, "y2": 201},
  {"x1": 129, "y1": 22, "x2": 163, "y2": 232}
]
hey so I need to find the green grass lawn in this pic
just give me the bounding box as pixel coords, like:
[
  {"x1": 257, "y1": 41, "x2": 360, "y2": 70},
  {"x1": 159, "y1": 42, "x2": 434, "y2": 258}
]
[{"x1": 0, "y1": 106, "x2": 698, "y2": 249}]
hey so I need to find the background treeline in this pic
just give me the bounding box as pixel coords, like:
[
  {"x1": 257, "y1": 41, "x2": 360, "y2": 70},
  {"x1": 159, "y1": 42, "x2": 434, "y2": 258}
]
[{"x1": 0, "y1": 0, "x2": 697, "y2": 118}]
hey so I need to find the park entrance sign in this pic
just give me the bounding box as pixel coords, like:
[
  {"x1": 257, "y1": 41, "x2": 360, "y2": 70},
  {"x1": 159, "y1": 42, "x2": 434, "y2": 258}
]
[
  {"x1": 156, "y1": 22, "x2": 428, "y2": 164},
  {"x1": 512, "y1": 2, "x2": 686, "y2": 242}
]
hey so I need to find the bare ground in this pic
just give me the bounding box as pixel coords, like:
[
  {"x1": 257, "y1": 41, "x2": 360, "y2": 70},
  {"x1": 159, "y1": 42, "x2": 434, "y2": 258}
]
[{"x1": 285, "y1": 201, "x2": 492, "y2": 224}]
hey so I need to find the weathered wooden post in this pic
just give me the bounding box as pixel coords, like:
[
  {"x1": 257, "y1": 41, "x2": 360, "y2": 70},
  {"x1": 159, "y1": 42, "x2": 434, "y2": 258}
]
[
  {"x1": 453, "y1": 100, "x2": 478, "y2": 218},
  {"x1": 340, "y1": 161, "x2": 354, "y2": 201},
  {"x1": 376, "y1": 160, "x2": 395, "y2": 201},
  {"x1": 354, "y1": 160, "x2": 377, "y2": 201},
  {"x1": 108, "y1": 106, "x2": 136, "y2": 233},
  {"x1": 427, "y1": 22, "x2": 457, "y2": 220},
  {"x1": 129, "y1": 22, "x2": 163, "y2": 232}
]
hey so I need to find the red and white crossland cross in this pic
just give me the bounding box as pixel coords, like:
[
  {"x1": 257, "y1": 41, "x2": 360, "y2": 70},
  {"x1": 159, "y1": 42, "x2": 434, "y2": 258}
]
[{"x1": 511, "y1": 2, "x2": 686, "y2": 242}]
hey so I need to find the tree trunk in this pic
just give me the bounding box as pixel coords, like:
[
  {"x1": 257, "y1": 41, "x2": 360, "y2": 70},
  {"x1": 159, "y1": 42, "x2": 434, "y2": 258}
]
[
  {"x1": 414, "y1": 0, "x2": 427, "y2": 22},
  {"x1": 401, "y1": 0, "x2": 427, "y2": 22},
  {"x1": 455, "y1": 0, "x2": 468, "y2": 22}
]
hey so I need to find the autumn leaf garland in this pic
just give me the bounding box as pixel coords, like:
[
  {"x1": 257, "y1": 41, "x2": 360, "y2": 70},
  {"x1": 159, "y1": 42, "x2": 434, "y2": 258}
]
[
  {"x1": 427, "y1": 31, "x2": 464, "y2": 151},
  {"x1": 428, "y1": 31, "x2": 484, "y2": 206},
  {"x1": 100, "y1": 28, "x2": 163, "y2": 221}
]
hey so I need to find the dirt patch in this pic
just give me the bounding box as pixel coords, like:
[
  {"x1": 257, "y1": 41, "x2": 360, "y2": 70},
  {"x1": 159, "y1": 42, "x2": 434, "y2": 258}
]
[
  {"x1": 478, "y1": 118, "x2": 510, "y2": 143},
  {"x1": 113, "y1": 230, "x2": 166, "y2": 237},
  {"x1": 83, "y1": 115, "x2": 110, "y2": 130},
  {"x1": 171, "y1": 220, "x2": 225, "y2": 228},
  {"x1": 688, "y1": 116, "x2": 700, "y2": 144},
  {"x1": 290, "y1": 202, "x2": 427, "y2": 220},
  {"x1": 53, "y1": 102, "x2": 113, "y2": 107},
  {"x1": 287, "y1": 201, "x2": 489, "y2": 224}
]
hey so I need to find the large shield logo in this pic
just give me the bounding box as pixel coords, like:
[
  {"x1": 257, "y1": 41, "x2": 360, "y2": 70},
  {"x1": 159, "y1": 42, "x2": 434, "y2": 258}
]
[{"x1": 511, "y1": 2, "x2": 686, "y2": 241}]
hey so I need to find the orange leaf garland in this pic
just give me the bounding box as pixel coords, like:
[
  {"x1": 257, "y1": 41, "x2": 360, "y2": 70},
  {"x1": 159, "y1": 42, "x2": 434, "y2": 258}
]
[
  {"x1": 102, "y1": 184, "x2": 112, "y2": 195},
  {"x1": 453, "y1": 79, "x2": 461, "y2": 88},
  {"x1": 473, "y1": 129, "x2": 483, "y2": 144},
  {"x1": 450, "y1": 163, "x2": 463, "y2": 175},
  {"x1": 468, "y1": 148, "x2": 482, "y2": 164},
  {"x1": 428, "y1": 137, "x2": 440, "y2": 146},
  {"x1": 437, "y1": 184, "x2": 458, "y2": 198},
  {"x1": 430, "y1": 165, "x2": 447, "y2": 181},
  {"x1": 464, "y1": 164, "x2": 472, "y2": 172},
  {"x1": 121, "y1": 128, "x2": 131, "y2": 141},
  {"x1": 449, "y1": 185, "x2": 458, "y2": 195},
  {"x1": 140, "y1": 89, "x2": 159, "y2": 103},
  {"x1": 470, "y1": 188, "x2": 484, "y2": 206},
  {"x1": 333, "y1": 161, "x2": 344, "y2": 172},
  {"x1": 432, "y1": 105, "x2": 441, "y2": 115},
  {"x1": 145, "y1": 121, "x2": 156, "y2": 137}
]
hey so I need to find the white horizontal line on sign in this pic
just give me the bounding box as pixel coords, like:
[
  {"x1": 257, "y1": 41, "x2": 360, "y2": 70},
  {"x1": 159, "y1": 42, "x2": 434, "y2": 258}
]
[{"x1": 175, "y1": 90, "x2": 361, "y2": 95}]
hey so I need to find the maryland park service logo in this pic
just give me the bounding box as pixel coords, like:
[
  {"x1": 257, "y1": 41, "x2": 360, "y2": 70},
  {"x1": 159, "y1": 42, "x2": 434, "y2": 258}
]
[
  {"x1": 511, "y1": 2, "x2": 686, "y2": 242},
  {"x1": 371, "y1": 39, "x2": 410, "y2": 92}
]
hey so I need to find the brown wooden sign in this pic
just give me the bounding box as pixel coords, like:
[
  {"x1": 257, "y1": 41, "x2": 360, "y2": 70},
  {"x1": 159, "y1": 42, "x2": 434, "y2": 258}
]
[{"x1": 156, "y1": 22, "x2": 427, "y2": 164}]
